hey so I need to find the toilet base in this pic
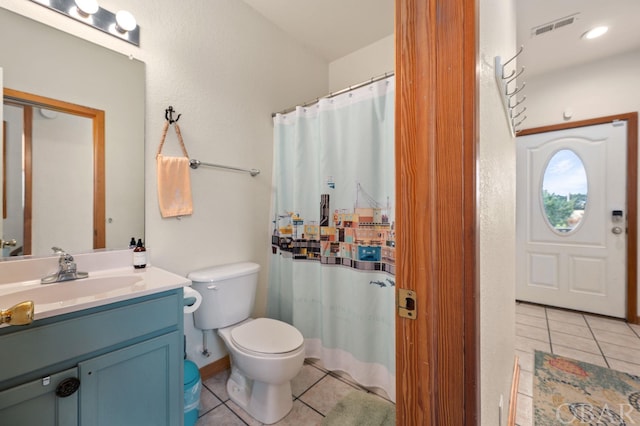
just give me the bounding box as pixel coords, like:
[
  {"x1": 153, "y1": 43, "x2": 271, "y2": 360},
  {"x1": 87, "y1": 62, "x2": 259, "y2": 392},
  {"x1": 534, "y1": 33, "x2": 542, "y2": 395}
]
[{"x1": 227, "y1": 368, "x2": 293, "y2": 424}]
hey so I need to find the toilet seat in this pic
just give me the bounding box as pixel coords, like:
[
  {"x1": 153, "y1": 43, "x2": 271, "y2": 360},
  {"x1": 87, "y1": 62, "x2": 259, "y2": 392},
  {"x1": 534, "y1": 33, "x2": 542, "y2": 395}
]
[{"x1": 231, "y1": 318, "x2": 303, "y2": 355}]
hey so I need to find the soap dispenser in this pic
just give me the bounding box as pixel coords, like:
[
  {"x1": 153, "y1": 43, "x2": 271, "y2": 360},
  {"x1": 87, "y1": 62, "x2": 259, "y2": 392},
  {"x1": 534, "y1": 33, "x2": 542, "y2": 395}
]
[{"x1": 133, "y1": 239, "x2": 147, "y2": 269}]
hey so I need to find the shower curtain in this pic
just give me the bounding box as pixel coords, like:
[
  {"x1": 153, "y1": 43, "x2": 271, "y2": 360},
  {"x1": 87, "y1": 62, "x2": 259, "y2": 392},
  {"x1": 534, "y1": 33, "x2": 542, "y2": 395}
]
[{"x1": 268, "y1": 76, "x2": 396, "y2": 401}]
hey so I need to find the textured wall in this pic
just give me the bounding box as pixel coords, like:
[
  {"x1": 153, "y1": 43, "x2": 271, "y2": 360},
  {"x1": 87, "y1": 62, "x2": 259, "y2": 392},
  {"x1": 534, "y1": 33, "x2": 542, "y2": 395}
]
[
  {"x1": 329, "y1": 34, "x2": 394, "y2": 93},
  {"x1": 479, "y1": 0, "x2": 518, "y2": 424},
  {"x1": 0, "y1": 0, "x2": 329, "y2": 365}
]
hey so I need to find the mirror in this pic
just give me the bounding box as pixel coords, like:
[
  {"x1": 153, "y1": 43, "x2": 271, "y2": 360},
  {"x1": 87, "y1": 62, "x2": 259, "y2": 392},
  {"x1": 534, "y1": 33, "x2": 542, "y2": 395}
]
[{"x1": 0, "y1": 8, "x2": 144, "y2": 258}]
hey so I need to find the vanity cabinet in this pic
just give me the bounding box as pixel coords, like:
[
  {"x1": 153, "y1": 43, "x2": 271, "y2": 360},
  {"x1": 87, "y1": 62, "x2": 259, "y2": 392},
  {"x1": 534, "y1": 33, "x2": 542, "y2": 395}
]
[{"x1": 0, "y1": 289, "x2": 184, "y2": 426}]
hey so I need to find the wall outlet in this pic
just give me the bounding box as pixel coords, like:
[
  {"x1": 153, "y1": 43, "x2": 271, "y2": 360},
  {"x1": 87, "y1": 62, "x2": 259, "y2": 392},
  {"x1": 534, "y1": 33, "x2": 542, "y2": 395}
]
[{"x1": 499, "y1": 394, "x2": 504, "y2": 426}]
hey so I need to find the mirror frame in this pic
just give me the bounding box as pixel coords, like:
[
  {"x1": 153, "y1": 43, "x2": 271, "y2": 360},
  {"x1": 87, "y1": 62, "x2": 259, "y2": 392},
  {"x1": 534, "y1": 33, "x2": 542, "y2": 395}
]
[{"x1": 3, "y1": 88, "x2": 105, "y2": 254}]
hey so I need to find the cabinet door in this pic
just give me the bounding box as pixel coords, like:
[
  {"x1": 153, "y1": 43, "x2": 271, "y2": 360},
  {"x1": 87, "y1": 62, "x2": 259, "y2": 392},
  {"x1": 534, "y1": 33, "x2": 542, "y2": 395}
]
[
  {"x1": 0, "y1": 367, "x2": 79, "y2": 426},
  {"x1": 79, "y1": 332, "x2": 182, "y2": 426}
]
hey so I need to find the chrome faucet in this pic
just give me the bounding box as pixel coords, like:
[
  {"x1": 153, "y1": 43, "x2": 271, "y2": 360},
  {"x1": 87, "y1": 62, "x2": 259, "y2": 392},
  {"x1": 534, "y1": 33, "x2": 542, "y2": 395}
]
[{"x1": 41, "y1": 247, "x2": 89, "y2": 284}]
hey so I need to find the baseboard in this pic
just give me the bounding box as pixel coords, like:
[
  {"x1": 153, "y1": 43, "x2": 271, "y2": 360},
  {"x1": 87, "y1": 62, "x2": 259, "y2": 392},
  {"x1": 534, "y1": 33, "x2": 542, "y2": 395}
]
[
  {"x1": 508, "y1": 355, "x2": 521, "y2": 426},
  {"x1": 199, "y1": 355, "x2": 231, "y2": 380}
]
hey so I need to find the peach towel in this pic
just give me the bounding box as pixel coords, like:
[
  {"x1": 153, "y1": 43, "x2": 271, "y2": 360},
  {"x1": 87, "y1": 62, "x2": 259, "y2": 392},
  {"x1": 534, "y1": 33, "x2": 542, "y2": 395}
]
[{"x1": 156, "y1": 121, "x2": 193, "y2": 218}]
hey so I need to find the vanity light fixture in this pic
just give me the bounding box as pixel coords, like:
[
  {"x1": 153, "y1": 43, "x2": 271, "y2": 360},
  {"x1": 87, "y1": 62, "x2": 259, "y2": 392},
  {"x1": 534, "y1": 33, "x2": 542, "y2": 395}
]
[
  {"x1": 29, "y1": 0, "x2": 140, "y2": 46},
  {"x1": 582, "y1": 26, "x2": 608, "y2": 40}
]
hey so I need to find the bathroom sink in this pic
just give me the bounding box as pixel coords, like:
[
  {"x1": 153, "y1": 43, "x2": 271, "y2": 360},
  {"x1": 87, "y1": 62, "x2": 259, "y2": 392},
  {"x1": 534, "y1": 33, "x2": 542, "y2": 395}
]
[
  {"x1": 0, "y1": 274, "x2": 144, "y2": 309},
  {"x1": 0, "y1": 251, "x2": 191, "y2": 324}
]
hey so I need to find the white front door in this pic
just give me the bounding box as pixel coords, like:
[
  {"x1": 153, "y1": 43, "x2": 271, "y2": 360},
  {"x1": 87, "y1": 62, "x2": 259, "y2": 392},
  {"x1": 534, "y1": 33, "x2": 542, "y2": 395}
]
[{"x1": 516, "y1": 121, "x2": 627, "y2": 318}]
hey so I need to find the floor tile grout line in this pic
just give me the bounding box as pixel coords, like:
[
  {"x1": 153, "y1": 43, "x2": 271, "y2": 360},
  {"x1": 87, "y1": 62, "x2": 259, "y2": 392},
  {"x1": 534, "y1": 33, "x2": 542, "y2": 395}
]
[
  {"x1": 605, "y1": 355, "x2": 640, "y2": 368},
  {"x1": 221, "y1": 401, "x2": 251, "y2": 425},
  {"x1": 628, "y1": 322, "x2": 640, "y2": 339},
  {"x1": 328, "y1": 370, "x2": 375, "y2": 392},
  {"x1": 582, "y1": 313, "x2": 610, "y2": 368},
  {"x1": 295, "y1": 396, "x2": 328, "y2": 419},
  {"x1": 295, "y1": 372, "x2": 330, "y2": 400},
  {"x1": 516, "y1": 321, "x2": 552, "y2": 332},
  {"x1": 201, "y1": 382, "x2": 229, "y2": 405},
  {"x1": 515, "y1": 334, "x2": 551, "y2": 345},
  {"x1": 547, "y1": 328, "x2": 608, "y2": 352},
  {"x1": 545, "y1": 307, "x2": 553, "y2": 354}
]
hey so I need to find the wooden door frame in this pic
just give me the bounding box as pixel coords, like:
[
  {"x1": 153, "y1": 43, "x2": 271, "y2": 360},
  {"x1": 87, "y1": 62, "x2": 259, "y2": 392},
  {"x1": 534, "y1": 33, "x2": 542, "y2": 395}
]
[
  {"x1": 518, "y1": 112, "x2": 639, "y2": 324},
  {"x1": 3, "y1": 88, "x2": 106, "y2": 253},
  {"x1": 395, "y1": 0, "x2": 478, "y2": 424}
]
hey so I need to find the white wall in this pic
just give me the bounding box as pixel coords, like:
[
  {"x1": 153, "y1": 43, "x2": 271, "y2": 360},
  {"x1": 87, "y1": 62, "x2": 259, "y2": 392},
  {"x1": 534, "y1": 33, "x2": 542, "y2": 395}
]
[
  {"x1": 0, "y1": 0, "x2": 328, "y2": 366},
  {"x1": 524, "y1": 48, "x2": 640, "y2": 128},
  {"x1": 32, "y1": 112, "x2": 93, "y2": 255},
  {"x1": 524, "y1": 48, "x2": 640, "y2": 315},
  {"x1": 479, "y1": 0, "x2": 517, "y2": 425},
  {"x1": 329, "y1": 35, "x2": 394, "y2": 93}
]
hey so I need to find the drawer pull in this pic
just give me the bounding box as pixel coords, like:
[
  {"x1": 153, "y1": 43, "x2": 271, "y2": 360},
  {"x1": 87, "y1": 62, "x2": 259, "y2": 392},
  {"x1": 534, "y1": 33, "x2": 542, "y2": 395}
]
[{"x1": 56, "y1": 377, "x2": 80, "y2": 397}]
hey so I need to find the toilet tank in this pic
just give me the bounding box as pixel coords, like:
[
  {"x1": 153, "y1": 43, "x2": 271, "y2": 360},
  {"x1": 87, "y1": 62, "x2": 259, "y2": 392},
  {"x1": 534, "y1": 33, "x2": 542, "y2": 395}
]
[{"x1": 189, "y1": 262, "x2": 260, "y2": 330}]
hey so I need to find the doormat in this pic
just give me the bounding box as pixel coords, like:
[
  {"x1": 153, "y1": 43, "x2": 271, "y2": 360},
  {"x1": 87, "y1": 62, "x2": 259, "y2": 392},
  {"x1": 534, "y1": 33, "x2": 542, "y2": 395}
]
[
  {"x1": 534, "y1": 350, "x2": 640, "y2": 425},
  {"x1": 322, "y1": 390, "x2": 395, "y2": 426}
]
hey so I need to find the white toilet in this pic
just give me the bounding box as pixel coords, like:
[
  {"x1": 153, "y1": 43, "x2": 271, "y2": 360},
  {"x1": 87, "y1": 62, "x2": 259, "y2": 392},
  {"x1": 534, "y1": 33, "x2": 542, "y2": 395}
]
[{"x1": 189, "y1": 262, "x2": 305, "y2": 424}]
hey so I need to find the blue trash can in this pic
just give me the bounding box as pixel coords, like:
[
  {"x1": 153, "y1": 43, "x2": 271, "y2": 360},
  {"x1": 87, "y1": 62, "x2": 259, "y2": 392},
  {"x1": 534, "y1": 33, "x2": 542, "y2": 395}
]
[{"x1": 184, "y1": 360, "x2": 201, "y2": 426}]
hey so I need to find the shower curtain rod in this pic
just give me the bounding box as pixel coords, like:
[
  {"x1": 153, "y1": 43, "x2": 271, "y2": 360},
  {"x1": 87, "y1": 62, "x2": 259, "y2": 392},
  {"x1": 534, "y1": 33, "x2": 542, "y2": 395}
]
[{"x1": 272, "y1": 70, "x2": 395, "y2": 117}]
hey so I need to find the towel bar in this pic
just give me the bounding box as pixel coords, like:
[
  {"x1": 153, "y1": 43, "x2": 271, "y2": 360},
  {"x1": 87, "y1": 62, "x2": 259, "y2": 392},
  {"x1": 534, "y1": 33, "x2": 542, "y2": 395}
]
[{"x1": 189, "y1": 159, "x2": 260, "y2": 177}]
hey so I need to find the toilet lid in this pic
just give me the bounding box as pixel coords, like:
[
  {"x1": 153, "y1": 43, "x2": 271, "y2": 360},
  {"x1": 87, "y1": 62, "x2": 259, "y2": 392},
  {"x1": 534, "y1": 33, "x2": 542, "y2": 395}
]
[{"x1": 231, "y1": 318, "x2": 304, "y2": 354}]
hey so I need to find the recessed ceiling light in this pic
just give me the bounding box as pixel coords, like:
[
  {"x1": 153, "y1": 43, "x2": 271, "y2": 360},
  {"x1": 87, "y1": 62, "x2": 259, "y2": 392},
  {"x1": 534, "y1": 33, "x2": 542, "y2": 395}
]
[{"x1": 582, "y1": 26, "x2": 608, "y2": 40}]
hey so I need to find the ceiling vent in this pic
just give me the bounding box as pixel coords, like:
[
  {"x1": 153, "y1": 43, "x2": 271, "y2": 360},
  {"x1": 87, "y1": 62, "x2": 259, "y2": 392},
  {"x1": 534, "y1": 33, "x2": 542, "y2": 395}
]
[{"x1": 531, "y1": 13, "x2": 579, "y2": 37}]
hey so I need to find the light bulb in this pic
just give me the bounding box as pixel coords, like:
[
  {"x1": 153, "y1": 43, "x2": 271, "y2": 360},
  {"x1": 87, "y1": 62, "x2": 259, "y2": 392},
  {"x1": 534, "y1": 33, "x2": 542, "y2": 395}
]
[
  {"x1": 74, "y1": 0, "x2": 99, "y2": 16},
  {"x1": 115, "y1": 10, "x2": 137, "y2": 33}
]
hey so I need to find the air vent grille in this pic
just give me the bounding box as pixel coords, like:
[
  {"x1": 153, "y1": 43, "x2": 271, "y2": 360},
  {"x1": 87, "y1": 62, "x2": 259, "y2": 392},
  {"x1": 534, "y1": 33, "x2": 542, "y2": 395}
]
[{"x1": 531, "y1": 14, "x2": 579, "y2": 37}]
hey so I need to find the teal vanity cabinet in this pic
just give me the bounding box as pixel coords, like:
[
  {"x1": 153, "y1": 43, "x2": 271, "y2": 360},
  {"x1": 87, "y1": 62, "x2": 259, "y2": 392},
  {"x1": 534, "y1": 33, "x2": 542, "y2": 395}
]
[{"x1": 0, "y1": 289, "x2": 184, "y2": 426}]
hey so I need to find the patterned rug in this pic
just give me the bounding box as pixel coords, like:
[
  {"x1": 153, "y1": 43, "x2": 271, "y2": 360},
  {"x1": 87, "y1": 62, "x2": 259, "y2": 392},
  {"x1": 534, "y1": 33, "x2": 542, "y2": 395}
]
[{"x1": 534, "y1": 351, "x2": 640, "y2": 425}]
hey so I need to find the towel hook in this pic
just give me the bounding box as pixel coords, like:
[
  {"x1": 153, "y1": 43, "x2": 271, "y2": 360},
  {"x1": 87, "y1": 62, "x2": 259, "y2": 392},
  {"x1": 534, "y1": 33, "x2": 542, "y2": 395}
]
[
  {"x1": 165, "y1": 106, "x2": 181, "y2": 124},
  {"x1": 501, "y1": 45, "x2": 524, "y2": 79}
]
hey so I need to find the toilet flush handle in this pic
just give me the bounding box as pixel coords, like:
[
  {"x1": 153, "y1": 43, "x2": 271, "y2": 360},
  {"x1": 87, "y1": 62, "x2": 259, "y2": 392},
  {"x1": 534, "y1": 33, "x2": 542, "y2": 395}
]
[{"x1": 207, "y1": 285, "x2": 218, "y2": 290}]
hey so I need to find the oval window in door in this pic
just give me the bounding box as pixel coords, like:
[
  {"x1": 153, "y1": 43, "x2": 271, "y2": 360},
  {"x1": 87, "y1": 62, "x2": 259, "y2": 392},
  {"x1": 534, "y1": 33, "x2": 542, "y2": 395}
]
[{"x1": 542, "y1": 149, "x2": 588, "y2": 234}]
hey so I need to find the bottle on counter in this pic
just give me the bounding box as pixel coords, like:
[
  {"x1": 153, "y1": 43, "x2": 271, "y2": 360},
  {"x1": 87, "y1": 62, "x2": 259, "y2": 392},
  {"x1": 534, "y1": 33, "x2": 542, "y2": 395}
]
[
  {"x1": 129, "y1": 237, "x2": 136, "y2": 249},
  {"x1": 133, "y1": 239, "x2": 147, "y2": 269}
]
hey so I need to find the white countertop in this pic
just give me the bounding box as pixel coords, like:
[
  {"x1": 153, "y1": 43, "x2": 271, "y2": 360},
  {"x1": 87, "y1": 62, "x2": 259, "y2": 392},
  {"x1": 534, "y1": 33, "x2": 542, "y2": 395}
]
[{"x1": 0, "y1": 265, "x2": 191, "y2": 325}]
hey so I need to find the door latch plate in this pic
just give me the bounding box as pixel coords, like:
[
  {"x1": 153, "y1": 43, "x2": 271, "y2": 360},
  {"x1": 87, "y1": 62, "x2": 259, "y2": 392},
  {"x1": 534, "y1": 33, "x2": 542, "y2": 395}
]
[{"x1": 398, "y1": 288, "x2": 417, "y2": 319}]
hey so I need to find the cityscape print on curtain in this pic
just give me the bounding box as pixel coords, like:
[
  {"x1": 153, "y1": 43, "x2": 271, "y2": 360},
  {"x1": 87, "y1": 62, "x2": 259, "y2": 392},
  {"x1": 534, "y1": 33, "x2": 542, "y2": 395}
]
[{"x1": 268, "y1": 76, "x2": 396, "y2": 400}]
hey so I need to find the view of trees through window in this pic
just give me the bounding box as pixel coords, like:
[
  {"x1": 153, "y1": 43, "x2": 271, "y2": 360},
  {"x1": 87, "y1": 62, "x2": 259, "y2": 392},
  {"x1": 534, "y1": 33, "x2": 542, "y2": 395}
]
[
  {"x1": 542, "y1": 149, "x2": 588, "y2": 233},
  {"x1": 543, "y1": 190, "x2": 587, "y2": 231}
]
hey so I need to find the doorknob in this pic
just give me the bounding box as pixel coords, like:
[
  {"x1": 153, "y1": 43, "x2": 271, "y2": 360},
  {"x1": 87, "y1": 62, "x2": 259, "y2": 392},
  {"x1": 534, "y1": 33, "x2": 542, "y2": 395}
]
[
  {"x1": 612, "y1": 227, "x2": 624, "y2": 235},
  {"x1": 1, "y1": 238, "x2": 17, "y2": 248}
]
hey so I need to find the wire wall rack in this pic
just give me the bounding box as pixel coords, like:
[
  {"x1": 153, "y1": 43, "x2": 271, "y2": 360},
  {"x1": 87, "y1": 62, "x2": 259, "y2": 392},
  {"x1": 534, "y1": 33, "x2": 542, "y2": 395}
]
[{"x1": 495, "y1": 46, "x2": 527, "y2": 136}]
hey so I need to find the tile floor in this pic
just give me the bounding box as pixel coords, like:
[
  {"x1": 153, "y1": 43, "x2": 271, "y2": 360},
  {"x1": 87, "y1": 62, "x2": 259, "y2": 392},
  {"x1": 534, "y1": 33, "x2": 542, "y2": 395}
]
[
  {"x1": 515, "y1": 301, "x2": 640, "y2": 426},
  {"x1": 195, "y1": 359, "x2": 393, "y2": 425}
]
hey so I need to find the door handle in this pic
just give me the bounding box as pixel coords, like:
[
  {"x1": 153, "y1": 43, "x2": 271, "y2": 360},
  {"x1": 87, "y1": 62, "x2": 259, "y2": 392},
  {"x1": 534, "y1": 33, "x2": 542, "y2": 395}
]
[{"x1": 1, "y1": 238, "x2": 17, "y2": 248}]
